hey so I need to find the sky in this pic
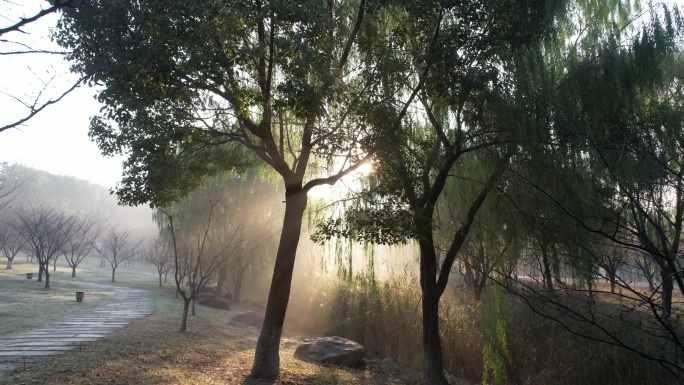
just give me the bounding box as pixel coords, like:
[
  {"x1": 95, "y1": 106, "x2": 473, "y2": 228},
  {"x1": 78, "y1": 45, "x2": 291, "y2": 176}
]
[
  {"x1": 0, "y1": 2, "x2": 123, "y2": 189},
  {"x1": 1, "y1": 1, "x2": 684, "y2": 190}
]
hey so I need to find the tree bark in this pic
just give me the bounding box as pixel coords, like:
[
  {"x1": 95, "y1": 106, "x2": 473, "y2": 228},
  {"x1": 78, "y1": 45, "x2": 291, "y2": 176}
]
[
  {"x1": 251, "y1": 189, "x2": 307, "y2": 380},
  {"x1": 5, "y1": 258, "x2": 11, "y2": 269},
  {"x1": 43, "y1": 264, "x2": 50, "y2": 289},
  {"x1": 159, "y1": 273, "x2": 163, "y2": 287},
  {"x1": 540, "y1": 240, "x2": 553, "y2": 291},
  {"x1": 72, "y1": 266, "x2": 77, "y2": 278},
  {"x1": 234, "y1": 264, "x2": 247, "y2": 302},
  {"x1": 111, "y1": 267, "x2": 116, "y2": 282},
  {"x1": 180, "y1": 300, "x2": 190, "y2": 333},
  {"x1": 38, "y1": 261, "x2": 44, "y2": 282},
  {"x1": 419, "y1": 238, "x2": 449, "y2": 385},
  {"x1": 607, "y1": 269, "x2": 616, "y2": 293}
]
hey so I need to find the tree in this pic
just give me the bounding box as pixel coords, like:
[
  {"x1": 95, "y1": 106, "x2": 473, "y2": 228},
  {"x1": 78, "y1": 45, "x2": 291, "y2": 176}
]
[
  {"x1": 492, "y1": 2, "x2": 684, "y2": 378},
  {"x1": 143, "y1": 236, "x2": 173, "y2": 287},
  {"x1": 160, "y1": 171, "x2": 284, "y2": 301},
  {"x1": 60, "y1": 212, "x2": 104, "y2": 277},
  {"x1": 313, "y1": 2, "x2": 563, "y2": 382},
  {"x1": 57, "y1": 1, "x2": 381, "y2": 378},
  {"x1": 95, "y1": 226, "x2": 140, "y2": 283},
  {"x1": 15, "y1": 204, "x2": 75, "y2": 289},
  {"x1": 162, "y1": 201, "x2": 238, "y2": 333},
  {"x1": 0, "y1": 210, "x2": 26, "y2": 269}
]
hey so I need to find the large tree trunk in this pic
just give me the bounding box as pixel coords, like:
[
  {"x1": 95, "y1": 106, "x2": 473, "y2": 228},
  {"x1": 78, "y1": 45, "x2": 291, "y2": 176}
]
[
  {"x1": 72, "y1": 266, "x2": 77, "y2": 278},
  {"x1": 5, "y1": 257, "x2": 11, "y2": 269},
  {"x1": 37, "y1": 261, "x2": 44, "y2": 282},
  {"x1": 111, "y1": 267, "x2": 116, "y2": 282},
  {"x1": 159, "y1": 273, "x2": 163, "y2": 287},
  {"x1": 419, "y1": 238, "x2": 449, "y2": 385},
  {"x1": 251, "y1": 189, "x2": 307, "y2": 380}
]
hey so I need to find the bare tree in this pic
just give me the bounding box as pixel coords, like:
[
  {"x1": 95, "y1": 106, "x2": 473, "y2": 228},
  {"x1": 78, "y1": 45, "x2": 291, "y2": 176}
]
[
  {"x1": 15, "y1": 205, "x2": 75, "y2": 288},
  {"x1": 143, "y1": 236, "x2": 173, "y2": 287},
  {"x1": 95, "y1": 226, "x2": 141, "y2": 283},
  {"x1": 61, "y1": 212, "x2": 104, "y2": 277},
  {"x1": 0, "y1": 209, "x2": 26, "y2": 269},
  {"x1": 0, "y1": 0, "x2": 93, "y2": 133},
  {"x1": 163, "y1": 201, "x2": 239, "y2": 333}
]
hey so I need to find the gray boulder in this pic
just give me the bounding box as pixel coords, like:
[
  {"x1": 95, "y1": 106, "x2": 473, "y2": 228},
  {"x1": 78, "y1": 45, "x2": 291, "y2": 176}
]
[
  {"x1": 196, "y1": 296, "x2": 231, "y2": 310},
  {"x1": 229, "y1": 311, "x2": 264, "y2": 329},
  {"x1": 294, "y1": 336, "x2": 365, "y2": 368}
]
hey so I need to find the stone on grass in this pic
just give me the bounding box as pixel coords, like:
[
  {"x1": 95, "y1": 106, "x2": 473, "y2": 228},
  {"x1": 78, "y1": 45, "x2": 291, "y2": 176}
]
[
  {"x1": 294, "y1": 336, "x2": 365, "y2": 368},
  {"x1": 196, "y1": 296, "x2": 231, "y2": 311},
  {"x1": 229, "y1": 311, "x2": 264, "y2": 329}
]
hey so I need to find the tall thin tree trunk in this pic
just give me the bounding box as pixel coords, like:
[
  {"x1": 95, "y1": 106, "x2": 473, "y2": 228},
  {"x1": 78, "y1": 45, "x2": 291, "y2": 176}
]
[
  {"x1": 541, "y1": 241, "x2": 553, "y2": 291},
  {"x1": 111, "y1": 267, "x2": 116, "y2": 282},
  {"x1": 6, "y1": 258, "x2": 11, "y2": 269},
  {"x1": 251, "y1": 189, "x2": 307, "y2": 380},
  {"x1": 37, "y1": 261, "x2": 44, "y2": 282},
  {"x1": 159, "y1": 273, "x2": 163, "y2": 287},
  {"x1": 419, "y1": 238, "x2": 449, "y2": 385},
  {"x1": 180, "y1": 300, "x2": 190, "y2": 333},
  {"x1": 44, "y1": 265, "x2": 50, "y2": 289},
  {"x1": 192, "y1": 296, "x2": 196, "y2": 316},
  {"x1": 53, "y1": 258, "x2": 57, "y2": 272},
  {"x1": 72, "y1": 266, "x2": 77, "y2": 278},
  {"x1": 234, "y1": 264, "x2": 246, "y2": 302}
]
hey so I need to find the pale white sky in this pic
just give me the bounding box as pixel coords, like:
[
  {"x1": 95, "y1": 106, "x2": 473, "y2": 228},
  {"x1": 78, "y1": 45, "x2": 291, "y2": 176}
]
[
  {"x1": 0, "y1": 1, "x2": 683, "y2": 190},
  {"x1": 0, "y1": 2, "x2": 123, "y2": 189}
]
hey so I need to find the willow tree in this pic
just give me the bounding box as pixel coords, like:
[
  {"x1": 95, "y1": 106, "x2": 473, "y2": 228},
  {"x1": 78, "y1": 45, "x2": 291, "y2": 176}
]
[
  {"x1": 501, "y1": 2, "x2": 684, "y2": 377},
  {"x1": 314, "y1": 1, "x2": 565, "y2": 383},
  {"x1": 154, "y1": 170, "x2": 283, "y2": 302},
  {"x1": 56, "y1": 1, "x2": 385, "y2": 379}
]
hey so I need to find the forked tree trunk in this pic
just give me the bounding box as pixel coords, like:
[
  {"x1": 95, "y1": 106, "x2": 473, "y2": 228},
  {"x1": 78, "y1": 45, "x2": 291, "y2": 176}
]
[{"x1": 251, "y1": 189, "x2": 307, "y2": 380}]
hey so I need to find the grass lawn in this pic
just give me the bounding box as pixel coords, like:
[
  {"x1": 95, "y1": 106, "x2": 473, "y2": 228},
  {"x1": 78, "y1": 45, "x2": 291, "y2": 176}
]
[{"x1": 0, "y1": 255, "x2": 425, "y2": 385}]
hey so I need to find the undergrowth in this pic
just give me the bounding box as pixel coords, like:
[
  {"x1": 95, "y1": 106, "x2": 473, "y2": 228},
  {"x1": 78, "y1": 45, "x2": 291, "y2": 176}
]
[{"x1": 288, "y1": 274, "x2": 671, "y2": 385}]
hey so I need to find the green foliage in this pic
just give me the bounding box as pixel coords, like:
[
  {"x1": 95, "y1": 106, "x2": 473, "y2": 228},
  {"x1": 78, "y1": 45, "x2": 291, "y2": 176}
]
[{"x1": 482, "y1": 287, "x2": 508, "y2": 385}]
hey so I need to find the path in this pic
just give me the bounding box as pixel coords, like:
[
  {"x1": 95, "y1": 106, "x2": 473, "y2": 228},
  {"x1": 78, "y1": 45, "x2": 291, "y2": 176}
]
[{"x1": 0, "y1": 281, "x2": 153, "y2": 372}]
